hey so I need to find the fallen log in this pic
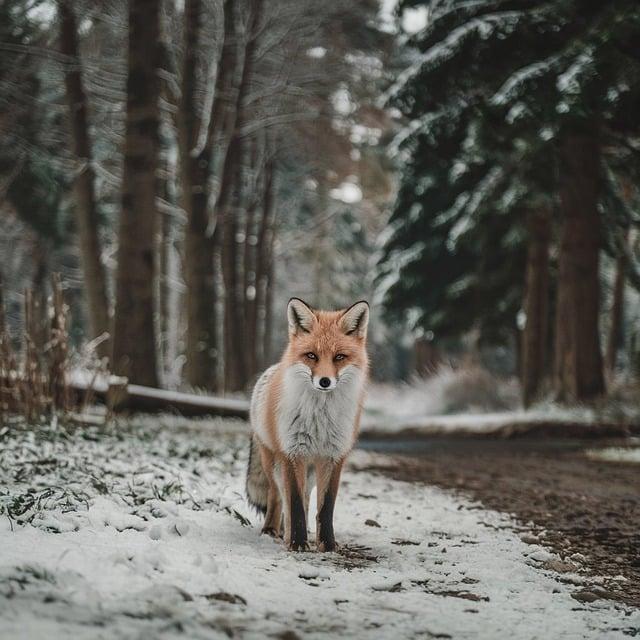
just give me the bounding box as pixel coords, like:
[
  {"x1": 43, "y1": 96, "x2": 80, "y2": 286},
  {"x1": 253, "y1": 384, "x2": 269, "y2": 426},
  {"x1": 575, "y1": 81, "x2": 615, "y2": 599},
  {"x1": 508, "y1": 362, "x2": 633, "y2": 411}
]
[
  {"x1": 106, "y1": 383, "x2": 250, "y2": 419},
  {"x1": 67, "y1": 371, "x2": 249, "y2": 419}
]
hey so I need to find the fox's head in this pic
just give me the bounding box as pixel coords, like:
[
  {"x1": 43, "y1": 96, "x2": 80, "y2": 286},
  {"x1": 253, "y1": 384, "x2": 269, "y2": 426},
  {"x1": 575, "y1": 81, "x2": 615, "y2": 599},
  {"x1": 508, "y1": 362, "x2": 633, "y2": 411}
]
[{"x1": 284, "y1": 298, "x2": 369, "y2": 392}]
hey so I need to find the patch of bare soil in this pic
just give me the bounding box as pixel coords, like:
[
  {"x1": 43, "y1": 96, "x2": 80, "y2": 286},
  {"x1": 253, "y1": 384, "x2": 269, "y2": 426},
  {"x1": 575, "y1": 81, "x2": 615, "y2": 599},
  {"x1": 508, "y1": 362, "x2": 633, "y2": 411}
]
[{"x1": 357, "y1": 437, "x2": 640, "y2": 608}]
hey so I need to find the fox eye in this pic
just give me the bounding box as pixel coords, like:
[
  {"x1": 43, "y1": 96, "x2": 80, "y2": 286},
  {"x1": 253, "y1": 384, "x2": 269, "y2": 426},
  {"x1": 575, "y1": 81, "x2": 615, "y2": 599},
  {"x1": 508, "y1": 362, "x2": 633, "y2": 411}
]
[
  {"x1": 305, "y1": 352, "x2": 317, "y2": 360},
  {"x1": 334, "y1": 353, "x2": 347, "y2": 361}
]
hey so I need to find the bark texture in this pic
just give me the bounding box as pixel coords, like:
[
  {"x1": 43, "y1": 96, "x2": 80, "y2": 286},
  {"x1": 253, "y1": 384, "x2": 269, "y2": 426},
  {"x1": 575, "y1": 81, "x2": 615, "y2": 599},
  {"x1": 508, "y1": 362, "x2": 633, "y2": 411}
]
[
  {"x1": 59, "y1": 1, "x2": 110, "y2": 357},
  {"x1": 112, "y1": 0, "x2": 161, "y2": 386},
  {"x1": 216, "y1": 0, "x2": 263, "y2": 391},
  {"x1": 554, "y1": 133, "x2": 605, "y2": 401},
  {"x1": 521, "y1": 208, "x2": 551, "y2": 407},
  {"x1": 179, "y1": 0, "x2": 217, "y2": 390},
  {"x1": 256, "y1": 150, "x2": 277, "y2": 370},
  {"x1": 605, "y1": 249, "x2": 626, "y2": 374}
]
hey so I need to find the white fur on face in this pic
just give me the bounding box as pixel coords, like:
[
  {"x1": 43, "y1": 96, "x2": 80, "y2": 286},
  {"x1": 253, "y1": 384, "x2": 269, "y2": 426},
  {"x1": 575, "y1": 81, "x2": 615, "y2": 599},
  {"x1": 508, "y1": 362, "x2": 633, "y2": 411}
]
[{"x1": 276, "y1": 363, "x2": 365, "y2": 460}]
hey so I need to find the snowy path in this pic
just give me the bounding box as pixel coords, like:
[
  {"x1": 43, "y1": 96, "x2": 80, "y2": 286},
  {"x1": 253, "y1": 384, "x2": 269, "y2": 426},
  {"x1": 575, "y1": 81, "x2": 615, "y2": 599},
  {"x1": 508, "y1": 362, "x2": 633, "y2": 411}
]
[{"x1": 0, "y1": 419, "x2": 637, "y2": 639}]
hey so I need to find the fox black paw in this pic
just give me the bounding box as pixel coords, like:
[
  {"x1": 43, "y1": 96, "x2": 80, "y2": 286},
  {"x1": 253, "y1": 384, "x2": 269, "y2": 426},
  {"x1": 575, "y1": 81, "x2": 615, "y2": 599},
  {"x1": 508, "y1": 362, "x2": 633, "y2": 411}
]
[
  {"x1": 317, "y1": 539, "x2": 338, "y2": 552},
  {"x1": 288, "y1": 540, "x2": 310, "y2": 552},
  {"x1": 261, "y1": 527, "x2": 282, "y2": 539}
]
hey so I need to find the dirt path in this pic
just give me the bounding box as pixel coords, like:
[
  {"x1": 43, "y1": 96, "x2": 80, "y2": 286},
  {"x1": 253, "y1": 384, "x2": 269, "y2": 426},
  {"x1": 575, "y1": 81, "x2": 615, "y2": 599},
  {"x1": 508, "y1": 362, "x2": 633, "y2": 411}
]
[{"x1": 358, "y1": 437, "x2": 640, "y2": 609}]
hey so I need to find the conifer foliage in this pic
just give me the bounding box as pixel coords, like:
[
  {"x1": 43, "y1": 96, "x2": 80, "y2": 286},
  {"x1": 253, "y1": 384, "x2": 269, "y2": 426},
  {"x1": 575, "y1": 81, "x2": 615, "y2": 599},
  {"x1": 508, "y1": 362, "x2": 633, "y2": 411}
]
[{"x1": 379, "y1": 0, "x2": 640, "y2": 402}]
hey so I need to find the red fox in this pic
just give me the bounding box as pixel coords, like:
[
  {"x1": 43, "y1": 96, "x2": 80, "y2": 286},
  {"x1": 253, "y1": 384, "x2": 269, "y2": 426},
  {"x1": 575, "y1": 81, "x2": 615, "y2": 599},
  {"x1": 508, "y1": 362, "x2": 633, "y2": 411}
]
[{"x1": 246, "y1": 298, "x2": 370, "y2": 551}]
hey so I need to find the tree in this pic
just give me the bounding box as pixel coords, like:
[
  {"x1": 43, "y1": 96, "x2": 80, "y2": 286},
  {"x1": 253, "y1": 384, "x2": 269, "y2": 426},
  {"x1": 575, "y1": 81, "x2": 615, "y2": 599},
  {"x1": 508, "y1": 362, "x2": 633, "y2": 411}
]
[
  {"x1": 58, "y1": 0, "x2": 111, "y2": 358},
  {"x1": 554, "y1": 131, "x2": 604, "y2": 400},
  {"x1": 112, "y1": 0, "x2": 162, "y2": 386},
  {"x1": 178, "y1": 0, "x2": 219, "y2": 390},
  {"x1": 521, "y1": 208, "x2": 551, "y2": 406},
  {"x1": 380, "y1": 0, "x2": 640, "y2": 401}
]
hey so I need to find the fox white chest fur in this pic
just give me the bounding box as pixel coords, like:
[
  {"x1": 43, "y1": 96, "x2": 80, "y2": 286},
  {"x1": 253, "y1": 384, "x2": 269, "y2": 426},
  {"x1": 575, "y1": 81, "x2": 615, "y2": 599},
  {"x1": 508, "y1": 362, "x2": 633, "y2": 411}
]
[
  {"x1": 250, "y1": 362, "x2": 365, "y2": 460},
  {"x1": 278, "y1": 362, "x2": 364, "y2": 459}
]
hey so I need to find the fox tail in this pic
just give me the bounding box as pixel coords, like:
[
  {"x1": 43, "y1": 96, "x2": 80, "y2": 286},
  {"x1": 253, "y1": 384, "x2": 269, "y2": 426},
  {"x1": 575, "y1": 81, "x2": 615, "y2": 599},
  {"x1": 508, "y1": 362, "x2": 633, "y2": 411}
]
[{"x1": 245, "y1": 435, "x2": 268, "y2": 514}]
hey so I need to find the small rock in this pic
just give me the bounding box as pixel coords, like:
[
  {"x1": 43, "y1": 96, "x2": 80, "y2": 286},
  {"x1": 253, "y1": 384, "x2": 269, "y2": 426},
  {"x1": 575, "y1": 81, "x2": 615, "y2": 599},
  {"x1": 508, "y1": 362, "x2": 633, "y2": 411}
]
[
  {"x1": 528, "y1": 549, "x2": 554, "y2": 563},
  {"x1": 542, "y1": 559, "x2": 578, "y2": 573},
  {"x1": 365, "y1": 519, "x2": 381, "y2": 528},
  {"x1": 570, "y1": 552, "x2": 587, "y2": 563},
  {"x1": 520, "y1": 534, "x2": 539, "y2": 545},
  {"x1": 372, "y1": 579, "x2": 404, "y2": 592},
  {"x1": 571, "y1": 590, "x2": 599, "y2": 603},
  {"x1": 299, "y1": 568, "x2": 319, "y2": 580}
]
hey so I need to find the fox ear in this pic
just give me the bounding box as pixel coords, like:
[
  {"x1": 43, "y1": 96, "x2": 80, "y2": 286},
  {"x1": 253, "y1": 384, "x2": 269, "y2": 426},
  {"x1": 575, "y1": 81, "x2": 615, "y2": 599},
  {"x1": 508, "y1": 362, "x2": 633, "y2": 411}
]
[
  {"x1": 287, "y1": 298, "x2": 316, "y2": 335},
  {"x1": 340, "y1": 301, "x2": 369, "y2": 338}
]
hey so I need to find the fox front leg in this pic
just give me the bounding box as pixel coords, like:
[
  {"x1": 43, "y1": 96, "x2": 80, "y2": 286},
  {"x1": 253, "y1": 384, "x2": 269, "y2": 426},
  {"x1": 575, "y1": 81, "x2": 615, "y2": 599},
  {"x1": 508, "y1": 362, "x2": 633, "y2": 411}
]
[
  {"x1": 315, "y1": 458, "x2": 344, "y2": 552},
  {"x1": 283, "y1": 457, "x2": 310, "y2": 552}
]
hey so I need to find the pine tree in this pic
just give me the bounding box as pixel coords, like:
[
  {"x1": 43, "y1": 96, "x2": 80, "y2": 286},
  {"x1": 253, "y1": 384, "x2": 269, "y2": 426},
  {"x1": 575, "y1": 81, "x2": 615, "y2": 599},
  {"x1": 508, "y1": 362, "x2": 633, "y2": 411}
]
[{"x1": 380, "y1": 0, "x2": 640, "y2": 401}]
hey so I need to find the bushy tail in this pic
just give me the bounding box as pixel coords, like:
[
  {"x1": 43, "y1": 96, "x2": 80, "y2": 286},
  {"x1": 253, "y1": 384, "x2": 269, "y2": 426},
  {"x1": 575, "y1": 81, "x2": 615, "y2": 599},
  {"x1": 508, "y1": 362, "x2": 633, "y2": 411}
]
[{"x1": 246, "y1": 435, "x2": 268, "y2": 514}]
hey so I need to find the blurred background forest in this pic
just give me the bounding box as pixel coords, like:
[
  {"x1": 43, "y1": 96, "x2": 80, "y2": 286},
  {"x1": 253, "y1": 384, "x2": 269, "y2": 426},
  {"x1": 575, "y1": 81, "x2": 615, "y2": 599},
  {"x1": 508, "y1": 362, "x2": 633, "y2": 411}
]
[{"x1": 1, "y1": 0, "x2": 639, "y2": 412}]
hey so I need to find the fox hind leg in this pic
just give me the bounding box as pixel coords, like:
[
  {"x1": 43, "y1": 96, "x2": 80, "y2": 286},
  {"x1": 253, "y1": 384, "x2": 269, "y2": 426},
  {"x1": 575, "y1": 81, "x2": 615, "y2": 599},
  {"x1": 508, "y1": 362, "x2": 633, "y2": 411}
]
[{"x1": 259, "y1": 446, "x2": 282, "y2": 538}]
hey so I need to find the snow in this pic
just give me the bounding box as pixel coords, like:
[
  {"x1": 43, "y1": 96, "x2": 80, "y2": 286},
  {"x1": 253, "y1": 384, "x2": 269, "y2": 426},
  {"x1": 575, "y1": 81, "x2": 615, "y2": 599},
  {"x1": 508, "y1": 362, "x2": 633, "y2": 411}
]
[
  {"x1": 585, "y1": 446, "x2": 640, "y2": 464},
  {"x1": 330, "y1": 180, "x2": 363, "y2": 204},
  {"x1": 557, "y1": 49, "x2": 594, "y2": 94},
  {"x1": 307, "y1": 46, "x2": 327, "y2": 59},
  {"x1": 1, "y1": 419, "x2": 637, "y2": 638},
  {"x1": 402, "y1": 7, "x2": 429, "y2": 35},
  {"x1": 382, "y1": 11, "x2": 524, "y2": 105},
  {"x1": 362, "y1": 410, "x2": 606, "y2": 438},
  {"x1": 491, "y1": 54, "x2": 562, "y2": 106}
]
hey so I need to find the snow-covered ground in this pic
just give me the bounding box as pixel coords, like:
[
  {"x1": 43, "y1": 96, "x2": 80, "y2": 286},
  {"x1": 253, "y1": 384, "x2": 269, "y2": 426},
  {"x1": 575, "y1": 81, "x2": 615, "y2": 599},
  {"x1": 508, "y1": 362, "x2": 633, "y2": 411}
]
[
  {"x1": 1, "y1": 417, "x2": 637, "y2": 639},
  {"x1": 362, "y1": 374, "x2": 640, "y2": 438},
  {"x1": 585, "y1": 446, "x2": 640, "y2": 464}
]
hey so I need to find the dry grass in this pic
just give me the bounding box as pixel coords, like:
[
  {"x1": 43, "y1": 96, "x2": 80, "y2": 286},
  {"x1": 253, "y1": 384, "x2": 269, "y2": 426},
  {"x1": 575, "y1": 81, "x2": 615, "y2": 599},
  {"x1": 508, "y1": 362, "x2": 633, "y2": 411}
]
[{"x1": 0, "y1": 274, "x2": 71, "y2": 424}]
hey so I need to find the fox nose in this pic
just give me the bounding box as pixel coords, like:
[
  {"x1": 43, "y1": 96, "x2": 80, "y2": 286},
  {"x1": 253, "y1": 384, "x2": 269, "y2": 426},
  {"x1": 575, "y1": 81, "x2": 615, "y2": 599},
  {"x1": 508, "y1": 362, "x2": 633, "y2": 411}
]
[{"x1": 319, "y1": 377, "x2": 331, "y2": 389}]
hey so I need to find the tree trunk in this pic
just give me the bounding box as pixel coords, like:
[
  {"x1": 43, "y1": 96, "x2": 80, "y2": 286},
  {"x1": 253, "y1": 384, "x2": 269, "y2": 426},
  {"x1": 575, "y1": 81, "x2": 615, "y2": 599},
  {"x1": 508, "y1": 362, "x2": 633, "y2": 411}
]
[
  {"x1": 59, "y1": 0, "x2": 110, "y2": 358},
  {"x1": 179, "y1": 0, "x2": 218, "y2": 390},
  {"x1": 112, "y1": 0, "x2": 161, "y2": 387},
  {"x1": 220, "y1": 143, "x2": 247, "y2": 391},
  {"x1": 243, "y1": 137, "x2": 261, "y2": 381},
  {"x1": 553, "y1": 132, "x2": 604, "y2": 401},
  {"x1": 521, "y1": 208, "x2": 551, "y2": 407},
  {"x1": 216, "y1": 0, "x2": 263, "y2": 391},
  {"x1": 605, "y1": 245, "x2": 626, "y2": 375},
  {"x1": 255, "y1": 148, "x2": 277, "y2": 370},
  {"x1": 263, "y1": 228, "x2": 276, "y2": 368}
]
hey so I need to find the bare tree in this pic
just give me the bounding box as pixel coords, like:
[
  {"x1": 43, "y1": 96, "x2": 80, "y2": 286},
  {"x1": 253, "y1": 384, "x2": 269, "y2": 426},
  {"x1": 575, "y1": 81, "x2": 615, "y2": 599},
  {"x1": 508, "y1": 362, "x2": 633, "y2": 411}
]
[
  {"x1": 112, "y1": 0, "x2": 161, "y2": 386},
  {"x1": 179, "y1": 0, "x2": 219, "y2": 390},
  {"x1": 216, "y1": 0, "x2": 264, "y2": 392},
  {"x1": 58, "y1": 0, "x2": 111, "y2": 359}
]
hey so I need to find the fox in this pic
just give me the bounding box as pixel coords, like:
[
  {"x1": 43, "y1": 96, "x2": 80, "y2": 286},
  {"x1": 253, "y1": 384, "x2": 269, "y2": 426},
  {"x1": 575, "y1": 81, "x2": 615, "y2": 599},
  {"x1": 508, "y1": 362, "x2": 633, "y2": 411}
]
[{"x1": 245, "y1": 297, "x2": 370, "y2": 551}]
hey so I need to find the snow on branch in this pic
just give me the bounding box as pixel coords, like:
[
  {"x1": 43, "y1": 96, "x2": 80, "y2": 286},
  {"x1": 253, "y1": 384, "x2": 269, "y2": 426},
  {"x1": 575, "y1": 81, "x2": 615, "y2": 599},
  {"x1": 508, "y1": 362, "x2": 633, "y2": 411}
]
[
  {"x1": 446, "y1": 166, "x2": 505, "y2": 248},
  {"x1": 380, "y1": 11, "x2": 524, "y2": 107},
  {"x1": 490, "y1": 53, "x2": 563, "y2": 106}
]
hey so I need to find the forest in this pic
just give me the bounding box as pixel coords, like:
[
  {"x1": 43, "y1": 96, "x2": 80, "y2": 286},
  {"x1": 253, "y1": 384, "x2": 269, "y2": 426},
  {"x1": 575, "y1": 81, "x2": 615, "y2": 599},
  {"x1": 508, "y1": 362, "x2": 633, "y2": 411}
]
[
  {"x1": 1, "y1": 0, "x2": 639, "y2": 407},
  {"x1": 2, "y1": 2, "x2": 640, "y2": 638}
]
